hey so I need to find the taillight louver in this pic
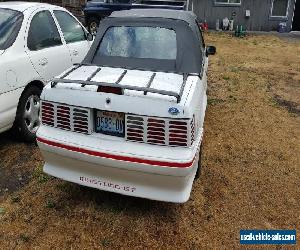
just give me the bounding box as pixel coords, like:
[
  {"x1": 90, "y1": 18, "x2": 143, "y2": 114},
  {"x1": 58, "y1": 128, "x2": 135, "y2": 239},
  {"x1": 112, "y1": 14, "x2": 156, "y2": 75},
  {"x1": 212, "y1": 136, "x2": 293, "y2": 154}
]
[
  {"x1": 169, "y1": 120, "x2": 188, "y2": 147},
  {"x1": 41, "y1": 102, "x2": 54, "y2": 126},
  {"x1": 126, "y1": 116, "x2": 145, "y2": 142},
  {"x1": 126, "y1": 115, "x2": 194, "y2": 147},
  {"x1": 73, "y1": 108, "x2": 89, "y2": 134},
  {"x1": 41, "y1": 101, "x2": 91, "y2": 134},
  {"x1": 56, "y1": 105, "x2": 70, "y2": 130},
  {"x1": 147, "y1": 118, "x2": 165, "y2": 145}
]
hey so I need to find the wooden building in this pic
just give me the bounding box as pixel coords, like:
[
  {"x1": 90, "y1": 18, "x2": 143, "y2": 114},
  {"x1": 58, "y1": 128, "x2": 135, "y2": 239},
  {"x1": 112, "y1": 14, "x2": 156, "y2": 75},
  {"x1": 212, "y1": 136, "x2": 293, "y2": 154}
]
[
  {"x1": 1, "y1": 0, "x2": 299, "y2": 31},
  {"x1": 187, "y1": 0, "x2": 300, "y2": 32}
]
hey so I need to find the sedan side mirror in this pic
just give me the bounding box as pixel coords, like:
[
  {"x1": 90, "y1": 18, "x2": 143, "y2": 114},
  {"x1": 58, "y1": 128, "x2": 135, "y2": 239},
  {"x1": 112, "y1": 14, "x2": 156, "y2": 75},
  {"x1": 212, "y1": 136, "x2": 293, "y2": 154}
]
[
  {"x1": 86, "y1": 32, "x2": 94, "y2": 41},
  {"x1": 206, "y1": 46, "x2": 216, "y2": 56}
]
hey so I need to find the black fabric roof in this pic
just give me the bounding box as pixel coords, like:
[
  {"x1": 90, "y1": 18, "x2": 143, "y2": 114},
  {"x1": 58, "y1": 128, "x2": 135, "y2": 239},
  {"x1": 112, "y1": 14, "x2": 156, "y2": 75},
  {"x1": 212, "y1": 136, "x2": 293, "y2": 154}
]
[
  {"x1": 110, "y1": 9, "x2": 198, "y2": 26},
  {"x1": 83, "y1": 10, "x2": 203, "y2": 75}
]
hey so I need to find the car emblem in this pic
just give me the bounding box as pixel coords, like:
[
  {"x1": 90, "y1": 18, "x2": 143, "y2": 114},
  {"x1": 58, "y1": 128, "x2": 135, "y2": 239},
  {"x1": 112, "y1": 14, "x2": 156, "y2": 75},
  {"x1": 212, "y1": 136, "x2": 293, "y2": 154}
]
[{"x1": 168, "y1": 107, "x2": 180, "y2": 115}]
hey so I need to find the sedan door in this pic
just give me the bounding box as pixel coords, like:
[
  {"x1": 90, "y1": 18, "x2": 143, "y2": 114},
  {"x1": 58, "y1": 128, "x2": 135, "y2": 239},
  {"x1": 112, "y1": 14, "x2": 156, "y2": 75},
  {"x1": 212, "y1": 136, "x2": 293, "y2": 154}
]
[
  {"x1": 53, "y1": 10, "x2": 92, "y2": 64},
  {"x1": 26, "y1": 10, "x2": 72, "y2": 81}
]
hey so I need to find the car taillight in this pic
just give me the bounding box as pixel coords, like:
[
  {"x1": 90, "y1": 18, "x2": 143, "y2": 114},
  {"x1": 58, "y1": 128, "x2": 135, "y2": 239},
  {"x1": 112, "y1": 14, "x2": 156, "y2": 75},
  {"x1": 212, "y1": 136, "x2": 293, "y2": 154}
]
[
  {"x1": 97, "y1": 86, "x2": 122, "y2": 95},
  {"x1": 56, "y1": 105, "x2": 71, "y2": 130},
  {"x1": 41, "y1": 101, "x2": 92, "y2": 134},
  {"x1": 125, "y1": 115, "x2": 196, "y2": 147},
  {"x1": 169, "y1": 120, "x2": 188, "y2": 147},
  {"x1": 147, "y1": 118, "x2": 166, "y2": 145},
  {"x1": 41, "y1": 101, "x2": 54, "y2": 126},
  {"x1": 127, "y1": 116, "x2": 144, "y2": 142}
]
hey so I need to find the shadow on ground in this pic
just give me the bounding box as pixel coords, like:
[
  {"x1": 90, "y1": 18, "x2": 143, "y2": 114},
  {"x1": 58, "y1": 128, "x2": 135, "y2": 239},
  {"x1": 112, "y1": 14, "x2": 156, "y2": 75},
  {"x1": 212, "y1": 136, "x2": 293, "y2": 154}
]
[{"x1": 0, "y1": 130, "x2": 39, "y2": 199}]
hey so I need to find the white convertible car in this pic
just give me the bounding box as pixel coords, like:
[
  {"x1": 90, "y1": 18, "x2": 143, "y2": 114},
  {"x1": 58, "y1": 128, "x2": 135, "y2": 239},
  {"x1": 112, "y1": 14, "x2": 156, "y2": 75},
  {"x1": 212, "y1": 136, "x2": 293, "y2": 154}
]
[
  {"x1": 0, "y1": 2, "x2": 92, "y2": 141},
  {"x1": 37, "y1": 9, "x2": 216, "y2": 203}
]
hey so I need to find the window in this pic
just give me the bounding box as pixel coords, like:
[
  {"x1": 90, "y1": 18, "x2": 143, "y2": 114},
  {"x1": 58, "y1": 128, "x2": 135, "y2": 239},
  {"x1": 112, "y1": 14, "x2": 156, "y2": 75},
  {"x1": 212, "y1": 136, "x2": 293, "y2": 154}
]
[
  {"x1": 0, "y1": 8, "x2": 23, "y2": 50},
  {"x1": 54, "y1": 10, "x2": 86, "y2": 44},
  {"x1": 96, "y1": 26, "x2": 177, "y2": 60},
  {"x1": 271, "y1": 0, "x2": 289, "y2": 17},
  {"x1": 62, "y1": 0, "x2": 80, "y2": 7},
  {"x1": 215, "y1": 0, "x2": 241, "y2": 5},
  {"x1": 27, "y1": 11, "x2": 62, "y2": 51}
]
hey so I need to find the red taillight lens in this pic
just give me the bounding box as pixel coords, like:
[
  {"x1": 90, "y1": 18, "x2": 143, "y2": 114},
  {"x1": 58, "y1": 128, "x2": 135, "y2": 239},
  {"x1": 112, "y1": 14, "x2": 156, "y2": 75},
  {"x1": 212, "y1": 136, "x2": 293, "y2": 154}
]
[
  {"x1": 56, "y1": 105, "x2": 71, "y2": 130},
  {"x1": 97, "y1": 86, "x2": 122, "y2": 95},
  {"x1": 125, "y1": 115, "x2": 195, "y2": 147},
  {"x1": 41, "y1": 102, "x2": 54, "y2": 126},
  {"x1": 147, "y1": 118, "x2": 166, "y2": 145},
  {"x1": 169, "y1": 120, "x2": 188, "y2": 147}
]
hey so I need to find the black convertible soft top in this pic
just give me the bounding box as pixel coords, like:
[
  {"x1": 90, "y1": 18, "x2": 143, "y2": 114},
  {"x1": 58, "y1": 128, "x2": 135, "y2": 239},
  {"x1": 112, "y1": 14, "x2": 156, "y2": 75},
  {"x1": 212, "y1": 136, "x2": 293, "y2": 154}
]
[{"x1": 83, "y1": 9, "x2": 203, "y2": 75}]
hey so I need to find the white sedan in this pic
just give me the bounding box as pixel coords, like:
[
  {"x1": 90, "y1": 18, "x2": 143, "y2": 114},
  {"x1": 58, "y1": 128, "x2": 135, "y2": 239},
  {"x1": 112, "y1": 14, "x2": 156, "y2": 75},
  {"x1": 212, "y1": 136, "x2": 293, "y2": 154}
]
[{"x1": 0, "y1": 2, "x2": 93, "y2": 141}]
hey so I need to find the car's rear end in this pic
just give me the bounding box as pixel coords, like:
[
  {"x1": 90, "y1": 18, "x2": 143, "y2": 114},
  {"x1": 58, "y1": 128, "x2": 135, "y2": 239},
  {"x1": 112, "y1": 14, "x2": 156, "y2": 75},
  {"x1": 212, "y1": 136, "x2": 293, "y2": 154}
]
[
  {"x1": 37, "y1": 10, "x2": 207, "y2": 203},
  {"x1": 37, "y1": 65, "x2": 204, "y2": 202}
]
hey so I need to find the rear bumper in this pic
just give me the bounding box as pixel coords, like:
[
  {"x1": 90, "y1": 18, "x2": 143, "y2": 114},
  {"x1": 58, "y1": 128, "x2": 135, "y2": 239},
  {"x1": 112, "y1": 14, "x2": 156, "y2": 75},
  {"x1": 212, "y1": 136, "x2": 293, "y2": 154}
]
[{"x1": 37, "y1": 126, "x2": 202, "y2": 202}]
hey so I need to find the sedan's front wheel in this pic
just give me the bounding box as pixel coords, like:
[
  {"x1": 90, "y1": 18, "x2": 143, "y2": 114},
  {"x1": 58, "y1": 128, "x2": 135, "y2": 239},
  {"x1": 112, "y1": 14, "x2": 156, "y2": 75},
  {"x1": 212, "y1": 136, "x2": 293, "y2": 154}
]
[{"x1": 15, "y1": 85, "x2": 42, "y2": 142}]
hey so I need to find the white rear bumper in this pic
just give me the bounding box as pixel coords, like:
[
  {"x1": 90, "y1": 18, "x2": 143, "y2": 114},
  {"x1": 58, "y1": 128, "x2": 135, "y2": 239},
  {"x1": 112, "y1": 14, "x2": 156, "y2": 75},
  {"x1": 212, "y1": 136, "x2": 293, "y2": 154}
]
[{"x1": 37, "y1": 126, "x2": 202, "y2": 203}]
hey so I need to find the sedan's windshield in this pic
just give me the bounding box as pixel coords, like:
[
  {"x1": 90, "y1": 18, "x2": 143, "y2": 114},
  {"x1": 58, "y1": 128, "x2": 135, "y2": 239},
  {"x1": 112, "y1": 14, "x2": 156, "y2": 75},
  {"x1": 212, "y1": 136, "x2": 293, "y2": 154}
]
[{"x1": 0, "y1": 8, "x2": 23, "y2": 50}]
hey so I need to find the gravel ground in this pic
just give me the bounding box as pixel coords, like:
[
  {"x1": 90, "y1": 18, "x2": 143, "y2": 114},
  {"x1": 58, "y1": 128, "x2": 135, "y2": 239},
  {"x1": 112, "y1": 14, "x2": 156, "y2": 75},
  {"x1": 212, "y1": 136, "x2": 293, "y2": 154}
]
[{"x1": 0, "y1": 33, "x2": 299, "y2": 249}]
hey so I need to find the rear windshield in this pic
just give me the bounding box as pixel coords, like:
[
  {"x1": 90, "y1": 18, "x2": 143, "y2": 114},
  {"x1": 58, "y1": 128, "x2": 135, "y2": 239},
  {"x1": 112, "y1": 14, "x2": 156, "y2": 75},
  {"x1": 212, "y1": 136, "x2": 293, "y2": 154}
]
[
  {"x1": 95, "y1": 26, "x2": 177, "y2": 60},
  {"x1": 0, "y1": 8, "x2": 23, "y2": 50}
]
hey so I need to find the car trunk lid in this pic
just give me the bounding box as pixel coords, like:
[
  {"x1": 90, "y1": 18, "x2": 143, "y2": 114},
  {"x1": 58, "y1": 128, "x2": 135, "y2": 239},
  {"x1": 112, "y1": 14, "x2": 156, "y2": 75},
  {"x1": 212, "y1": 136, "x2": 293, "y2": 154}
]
[
  {"x1": 52, "y1": 65, "x2": 187, "y2": 103},
  {"x1": 42, "y1": 65, "x2": 197, "y2": 119}
]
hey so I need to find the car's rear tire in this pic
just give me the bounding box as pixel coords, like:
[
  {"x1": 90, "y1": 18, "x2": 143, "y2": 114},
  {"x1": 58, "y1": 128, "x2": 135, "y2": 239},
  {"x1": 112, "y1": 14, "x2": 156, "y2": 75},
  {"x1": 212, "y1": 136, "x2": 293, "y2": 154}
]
[
  {"x1": 195, "y1": 143, "x2": 203, "y2": 179},
  {"x1": 88, "y1": 17, "x2": 100, "y2": 35},
  {"x1": 14, "y1": 85, "x2": 42, "y2": 142}
]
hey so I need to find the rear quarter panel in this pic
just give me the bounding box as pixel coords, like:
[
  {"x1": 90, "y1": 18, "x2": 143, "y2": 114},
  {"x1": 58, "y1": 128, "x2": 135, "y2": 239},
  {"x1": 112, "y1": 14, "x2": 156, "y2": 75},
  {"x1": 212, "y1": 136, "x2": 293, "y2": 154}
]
[{"x1": 184, "y1": 75, "x2": 207, "y2": 139}]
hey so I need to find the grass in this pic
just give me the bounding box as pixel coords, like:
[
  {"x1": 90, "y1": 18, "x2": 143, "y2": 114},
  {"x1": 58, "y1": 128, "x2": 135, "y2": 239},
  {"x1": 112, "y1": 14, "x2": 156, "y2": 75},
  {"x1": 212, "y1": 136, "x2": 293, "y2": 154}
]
[
  {"x1": 207, "y1": 98, "x2": 224, "y2": 106},
  {"x1": 11, "y1": 196, "x2": 21, "y2": 203},
  {"x1": 100, "y1": 238, "x2": 112, "y2": 247},
  {"x1": 228, "y1": 95, "x2": 237, "y2": 102},
  {"x1": 0, "y1": 33, "x2": 299, "y2": 249},
  {"x1": 32, "y1": 166, "x2": 52, "y2": 184},
  {"x1": 45, "y1": 200, "x2": 56, "y2": 209},
  {"x1": 222, "y1": 75, "x2": 230, "y2": 81},
  {"x1": 0, "y1": 207, "x2": 5, "y2": 215},
  {"x1": 19, "y1": 234, "x2": 30, "y2": 242}
]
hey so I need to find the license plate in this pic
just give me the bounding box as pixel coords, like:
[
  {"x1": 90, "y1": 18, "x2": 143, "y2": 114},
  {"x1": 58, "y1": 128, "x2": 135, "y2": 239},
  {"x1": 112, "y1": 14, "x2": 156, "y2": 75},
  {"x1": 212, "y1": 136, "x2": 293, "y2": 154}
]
[{"x1": 95, "y1": 111, "x2": 125, "y2": 137}]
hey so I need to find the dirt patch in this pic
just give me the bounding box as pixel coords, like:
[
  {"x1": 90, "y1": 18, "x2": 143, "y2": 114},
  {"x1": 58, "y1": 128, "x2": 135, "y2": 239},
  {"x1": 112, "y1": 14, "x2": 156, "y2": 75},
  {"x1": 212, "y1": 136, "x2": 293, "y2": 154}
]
[
  {"x1": 0, "y1": 131, "x2": 43, "y2": 201},
  {"x1": 273, "y1": 95, "x2": 300, "y2": 116},
  {"x1": 0, "y1": 166, "x2": 30, "y2": 197},
  {"x1": 0, "y1": 33, "x2": 299, "y2": 249}
]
